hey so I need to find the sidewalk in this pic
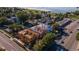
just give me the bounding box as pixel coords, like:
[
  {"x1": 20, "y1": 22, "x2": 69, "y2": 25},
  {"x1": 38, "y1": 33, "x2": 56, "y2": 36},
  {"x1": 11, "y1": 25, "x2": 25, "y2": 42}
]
[
  {"x1": 76, "y1": 42, "x2": 79, "y2": 51},
  {"x1": 0, "y1": 29, "x2": 12, "y2": 38}
]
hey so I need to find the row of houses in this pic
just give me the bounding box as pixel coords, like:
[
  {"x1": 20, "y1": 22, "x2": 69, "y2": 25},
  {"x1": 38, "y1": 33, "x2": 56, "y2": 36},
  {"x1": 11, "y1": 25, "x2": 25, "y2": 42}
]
[{"x1": 18, "y1": 18, "x2": 72, "y2": 46}]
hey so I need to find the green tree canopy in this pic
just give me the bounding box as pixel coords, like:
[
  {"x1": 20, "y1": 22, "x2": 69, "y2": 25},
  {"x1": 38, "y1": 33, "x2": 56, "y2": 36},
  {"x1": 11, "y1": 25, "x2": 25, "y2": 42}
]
[
  {"x1": 16, "y1": 11, "x2": 30, "y2": 24},
  {"x1": 55, "y1": 13, "x2": 64, "y2": 21},
  {"x1": 0, "y1": 17, "x2": 7, "y2": 26},
  {"x1": 9, "y1": 23, "x2": 24, "y2": 32},
  {"x1": 33, "y1": 32, "x2": 56, "y2": 51}
]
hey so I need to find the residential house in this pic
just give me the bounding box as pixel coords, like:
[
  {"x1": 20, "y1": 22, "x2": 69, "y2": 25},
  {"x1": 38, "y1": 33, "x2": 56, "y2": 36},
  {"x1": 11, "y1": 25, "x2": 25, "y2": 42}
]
[
  {"x1": 30, "y1": 24, "x2": 53, "y2": 38},
  {"x1": 18, "y1": 29, "x2": 39, "y2": 44},
  {"x1": 7, "y1": 16, "x2": 19, "y2": 23},
  {"x1": 58, "y1": 18, "x2": 72, "y2": 27}
]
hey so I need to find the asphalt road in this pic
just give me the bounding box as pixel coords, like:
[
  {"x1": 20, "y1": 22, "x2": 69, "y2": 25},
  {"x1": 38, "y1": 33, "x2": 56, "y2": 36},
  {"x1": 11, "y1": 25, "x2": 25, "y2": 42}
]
[
  {"x1": 0, "y1": 32, "x2": 25, "y2": 51},
  {"x1": 56, "y1": 20, "x2": 79, "y2": 51},
  {"x1": 62, "y1": 20, "x2": 79, "y2": 50}
]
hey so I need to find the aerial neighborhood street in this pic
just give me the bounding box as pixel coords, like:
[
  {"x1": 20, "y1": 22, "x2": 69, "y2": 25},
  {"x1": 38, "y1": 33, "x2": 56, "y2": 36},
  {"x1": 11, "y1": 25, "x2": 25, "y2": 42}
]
[
  {"x1": 0, "y1": 7, "x2": 79, "y2": 51},
  {"x1": 55, "y1": 20, "x2": 79, "y2": 51}
]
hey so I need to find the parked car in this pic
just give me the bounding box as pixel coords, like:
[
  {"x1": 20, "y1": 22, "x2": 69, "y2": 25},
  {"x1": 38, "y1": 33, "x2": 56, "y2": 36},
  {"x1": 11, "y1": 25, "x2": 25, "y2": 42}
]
[
  {"x1": 77, "y1": 28, "x2": 79, "y2": 31},
  {"x1": 70, "y1": 31, "x2": 73, "y2": 33}
]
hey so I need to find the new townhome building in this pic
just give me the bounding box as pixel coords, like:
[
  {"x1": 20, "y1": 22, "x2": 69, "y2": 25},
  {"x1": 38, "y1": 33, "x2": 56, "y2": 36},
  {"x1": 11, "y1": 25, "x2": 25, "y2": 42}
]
[{"x1": 18, "y1": 24, "x2": 53, "y2": 45}]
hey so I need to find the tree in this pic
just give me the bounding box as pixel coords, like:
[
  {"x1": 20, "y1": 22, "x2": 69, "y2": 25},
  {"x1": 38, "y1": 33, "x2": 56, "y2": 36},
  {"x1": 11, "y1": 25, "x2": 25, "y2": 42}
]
[
  {"x1": 16, "y1": 11, "x2": 29, "y2": 24},
  {"x1": 73, "y1": 11, "x2": 79, "y2": 15},
  {"x1": 76, "y1": 32, "x2": 79, "y2": 41},
  {"x1": 0, "y1": 7, "x2": 21, "y2": 17},
  {"x1": 52, "y1": 22, "x2": 60, "y2": 30},
  {"x1": 33, "y1": 32, "x2": 56, "y2": 51},
  {"x1": 0, "y1": 17, "x2": 7, "y2": 26},
  {"x1": 9, "y1": 23, "x2": 23, "y2": 32},
  {"x1": 29, "y1": 10, "x2": 42, "y2": 19},
  {"x1": 55, "y1": 13, "x2": 64, "y2": 21},
  {"x1": 30, "y1": 10, "x2": 38, "y2": 19}
]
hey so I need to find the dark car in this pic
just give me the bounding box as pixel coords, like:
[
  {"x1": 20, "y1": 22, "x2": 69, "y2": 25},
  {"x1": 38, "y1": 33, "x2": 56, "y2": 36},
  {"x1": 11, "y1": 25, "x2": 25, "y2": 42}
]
[{"x1": 70, "y1": 31, "x2": 73, "y2": 33}]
